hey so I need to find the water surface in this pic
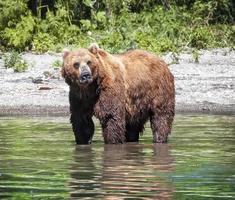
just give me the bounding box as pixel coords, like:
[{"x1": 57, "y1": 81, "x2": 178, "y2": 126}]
[{"x1": 0, "y1": 115, "x2": 235, "y2": 199}]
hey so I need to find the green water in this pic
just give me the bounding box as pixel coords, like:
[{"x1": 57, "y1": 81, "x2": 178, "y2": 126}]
[{"x1": 0, "y1": 115, "x2": 234, "y2": 200}]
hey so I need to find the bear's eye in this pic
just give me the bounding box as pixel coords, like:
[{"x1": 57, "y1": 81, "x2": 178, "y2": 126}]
[
  {"x1": 73, "y1": 62, "x2": 80, "y2": 69},
  {"x1": 87, "y1": 60, "x2": 91, "y2": 65}
]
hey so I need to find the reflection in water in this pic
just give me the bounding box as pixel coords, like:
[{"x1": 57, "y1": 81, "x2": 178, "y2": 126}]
[
  {"x1": 0, "y1": 115, "x2": 235, "y2": 199},
  {"x1": 70, "y1": 144, "x2": 174, "y2": 199}
]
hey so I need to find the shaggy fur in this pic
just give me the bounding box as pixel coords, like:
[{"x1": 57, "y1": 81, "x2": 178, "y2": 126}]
[{"x1": 62, "y1": 44, "x2": 175, "y2": 144}]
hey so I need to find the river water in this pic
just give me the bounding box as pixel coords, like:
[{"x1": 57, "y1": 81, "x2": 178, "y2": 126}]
[{"x1": 0, "y1": 115, "x2": 234, "y2": 199}]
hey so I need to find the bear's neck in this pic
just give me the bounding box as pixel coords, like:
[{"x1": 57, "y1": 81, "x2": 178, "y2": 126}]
[{"x1": 70, "y1": 80, "x2": 99, "y2": 101}]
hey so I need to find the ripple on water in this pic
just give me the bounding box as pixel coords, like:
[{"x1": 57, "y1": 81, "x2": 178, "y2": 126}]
[{"x1": 0, "y1": 115, "x2": 235, "y2": 199}]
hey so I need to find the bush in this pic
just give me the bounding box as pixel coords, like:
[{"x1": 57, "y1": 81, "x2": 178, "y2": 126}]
[
  {"x1": 0, "y1": 0, "x2": 234, "y2": 53},
  {"x1": 51, "y1": 59, "x2": 63, "y2": 70},
  {"x1": 3, "y1": 51, "x2": 28, "y2": 72},
  {"x1": 3, "y1": 15, "x2": 35, "y2": 50}
]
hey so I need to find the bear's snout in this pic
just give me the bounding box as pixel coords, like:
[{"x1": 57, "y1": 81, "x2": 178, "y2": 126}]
[
  {"x1": 81, "y1": 71, "x2": 91, "y2": 80},
  {"x1": 79, "y1": 71, "x2": 92, "y2": 84}
]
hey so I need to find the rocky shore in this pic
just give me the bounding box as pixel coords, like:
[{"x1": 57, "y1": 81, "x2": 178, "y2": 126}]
[{"x1": 0, "y1": 48, "x2": 234, "y2": 116}]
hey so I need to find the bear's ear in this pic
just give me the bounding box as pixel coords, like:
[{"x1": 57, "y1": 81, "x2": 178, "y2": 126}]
[
  {"x1": 62, "y1": 48, "x2": 70, "y2": 59},
  {"x1": 88, "y1": 43, "x2": 99, "y2": 54}
]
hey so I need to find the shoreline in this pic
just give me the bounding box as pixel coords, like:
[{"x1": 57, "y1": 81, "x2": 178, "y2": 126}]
[
  {"x1": 0, "y1": 48, "x2": 234, "y2": 116},
  {"x1": 0, "y1": 103, "x2": 234, "y2": 117}
]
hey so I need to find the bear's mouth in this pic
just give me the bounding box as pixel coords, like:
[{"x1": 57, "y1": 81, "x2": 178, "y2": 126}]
[
  {"x1": 79, "y1": 78, "x2": 93, "y2": 84},
  {"x1": 78, "y1": 76, "x2": 93, "y2": 85}
]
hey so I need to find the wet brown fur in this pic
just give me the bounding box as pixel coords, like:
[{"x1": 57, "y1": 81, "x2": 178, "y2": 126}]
[{"x1": 62, "y1": 45, "x2": 175, "y2": 144}]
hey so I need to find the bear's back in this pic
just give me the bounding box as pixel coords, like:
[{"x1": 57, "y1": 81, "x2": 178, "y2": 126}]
[
  {"x1": 116, "y1": 49, "x2": 169, "y2": 79},
  {"x1": 115, "y1": 49, "x2": 172, "y2": 92},
  {"x1": 115, "y1": 50, "x2": 174, "y2": 121}
]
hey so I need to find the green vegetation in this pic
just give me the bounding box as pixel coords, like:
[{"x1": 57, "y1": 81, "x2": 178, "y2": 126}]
[
  {"x1": 192, "y1": 49, "x2": 200, "y2": 63},
  {"x1": 51, "y1": 59, "x2": 63, "y2": 70},
  {"x1": 0, "y1": 0, "x2": 234, "y2": 54},
  {"x1": 3, "y1": 51, "x2": 28, "y2": 72}
]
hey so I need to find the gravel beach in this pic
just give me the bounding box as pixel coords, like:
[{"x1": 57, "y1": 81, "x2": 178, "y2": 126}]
[{"x1": 0, "y1": 48, "x2": 234, "y2": 116}]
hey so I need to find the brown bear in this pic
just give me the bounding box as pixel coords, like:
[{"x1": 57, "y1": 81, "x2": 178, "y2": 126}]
[{"x1": 62, "y1": 44, "x2": 175, "y2": 144}]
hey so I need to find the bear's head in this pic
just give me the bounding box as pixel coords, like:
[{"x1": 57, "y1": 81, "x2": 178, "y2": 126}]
[{"x1": 62, "y1": 43, "x2": 102, "y2": 87}]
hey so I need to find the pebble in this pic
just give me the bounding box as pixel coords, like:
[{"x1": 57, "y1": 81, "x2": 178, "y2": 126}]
[
  {"x1": 38, "y1": 85, "x2": 53, "y2": 90},
  {"x1": 32, "y1": 77, "x2": 44, "y2": 84}
]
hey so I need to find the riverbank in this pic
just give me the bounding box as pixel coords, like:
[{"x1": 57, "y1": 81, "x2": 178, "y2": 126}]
[{"x1": 0, "y1": 48, "x2": 234, "y2": 116}]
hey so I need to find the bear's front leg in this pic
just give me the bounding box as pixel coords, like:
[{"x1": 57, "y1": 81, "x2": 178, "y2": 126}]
[
  {"x1": 95, "y1": 87, "x2": 126, "y2": 144},
  {"x1": 101, "y1": 114, "x2": 125, "y2": 144},
  {"x1": 69, "y1": 90, "x2": 95, "y2": 144},
  {"x1": 70, "y1": 114, "x2": 94, "y2": 144}
]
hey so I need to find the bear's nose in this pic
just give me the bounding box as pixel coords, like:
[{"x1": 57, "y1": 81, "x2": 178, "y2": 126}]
[{"x1": 81, "y1": 72, "x2": 91, "y2": 81}]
